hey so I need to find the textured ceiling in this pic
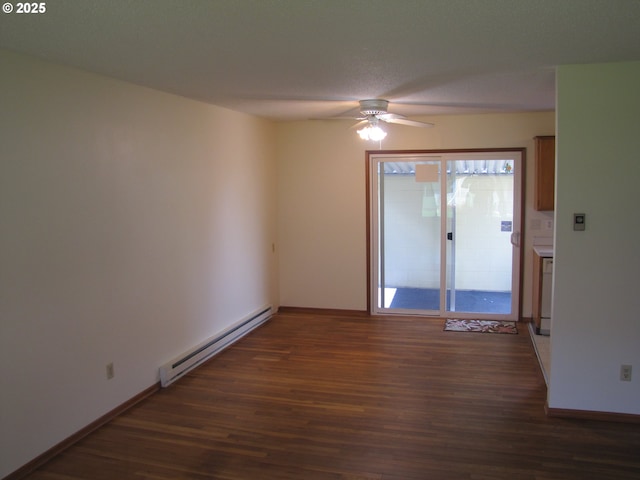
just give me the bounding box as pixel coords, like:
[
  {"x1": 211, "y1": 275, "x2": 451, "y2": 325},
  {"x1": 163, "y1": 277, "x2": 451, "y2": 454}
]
[{"x1": 1, "y1": 0, "x2": 639, "y2": 121}]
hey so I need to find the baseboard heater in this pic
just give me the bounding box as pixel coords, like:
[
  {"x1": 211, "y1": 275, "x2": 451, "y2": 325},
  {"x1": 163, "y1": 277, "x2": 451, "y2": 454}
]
[{"x1": 159, "y1": 305, "x2": 272, "y2": 387}]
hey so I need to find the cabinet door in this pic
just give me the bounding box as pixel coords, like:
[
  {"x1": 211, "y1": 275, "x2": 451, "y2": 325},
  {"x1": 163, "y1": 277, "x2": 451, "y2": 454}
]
[{"x1": 534, "y1": 136, "x2": 555, "y2": 211}]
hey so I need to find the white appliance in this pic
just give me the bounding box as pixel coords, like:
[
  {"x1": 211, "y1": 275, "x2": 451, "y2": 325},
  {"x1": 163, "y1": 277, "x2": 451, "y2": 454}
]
[{"x1": 540, "y1": 257, "x2": 553, "y2": 335}]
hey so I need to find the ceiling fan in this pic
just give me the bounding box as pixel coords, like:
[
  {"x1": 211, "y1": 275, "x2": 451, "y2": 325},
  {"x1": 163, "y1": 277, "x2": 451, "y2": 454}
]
[
  {"x1": 346, "y1": 99, "x2": 434, "y2": 140},
  {"x1": 353, "y1": 99, "x2": 434, "y2": 128}
]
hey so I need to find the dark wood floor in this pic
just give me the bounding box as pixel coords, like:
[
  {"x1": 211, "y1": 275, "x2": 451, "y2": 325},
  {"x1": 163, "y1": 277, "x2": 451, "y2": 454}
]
[{"x1": 23, "y1": 311, "x2": 640, "y2": 479}]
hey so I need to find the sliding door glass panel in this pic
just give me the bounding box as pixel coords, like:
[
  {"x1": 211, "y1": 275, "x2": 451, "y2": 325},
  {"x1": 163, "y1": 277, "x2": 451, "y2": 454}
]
[
  {"x1": 446, "y1": 158, "x2": 515, "y2": 315},
  {"x1": 375, "y1": 158, "x2": 442, "y2": 314}
]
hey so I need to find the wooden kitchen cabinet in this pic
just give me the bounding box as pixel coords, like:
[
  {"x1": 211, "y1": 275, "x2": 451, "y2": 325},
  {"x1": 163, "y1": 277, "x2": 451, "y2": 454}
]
[{"x1": 534, "y1": 136, "x2": 555, "y2": 211}]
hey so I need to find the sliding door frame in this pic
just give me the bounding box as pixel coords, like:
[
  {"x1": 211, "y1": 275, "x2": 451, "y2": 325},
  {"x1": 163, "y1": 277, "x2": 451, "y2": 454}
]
[{"x1": 365, "y1": 148, "x2": 526, "y2": 318}]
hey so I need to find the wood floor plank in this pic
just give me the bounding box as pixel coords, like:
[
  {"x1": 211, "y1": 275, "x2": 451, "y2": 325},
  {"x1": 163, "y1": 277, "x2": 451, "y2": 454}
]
[{"x1": 21, "y1": 312, "x2": 640, "y2": 479}]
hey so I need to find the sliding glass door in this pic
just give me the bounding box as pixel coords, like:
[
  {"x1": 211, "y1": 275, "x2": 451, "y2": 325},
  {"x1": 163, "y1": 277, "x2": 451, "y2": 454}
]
[
  {"x1": 375, "y1": 157, "x2": 443, "y2": 313},
  {"x1": 370, "y1": 150, "x2": 522, "y2": 320}
]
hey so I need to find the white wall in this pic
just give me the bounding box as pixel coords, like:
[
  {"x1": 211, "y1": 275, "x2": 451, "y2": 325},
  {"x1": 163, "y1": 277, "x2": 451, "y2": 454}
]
[
  {"x1": 0, "y1": 50, "x2": 278, "y2": 478},
  {"x1": 549, "y1": 61, "x2": 640, "y2": 414},
  {"x1": 277, "y1": 112, "x2": 555, "y2": 312}
]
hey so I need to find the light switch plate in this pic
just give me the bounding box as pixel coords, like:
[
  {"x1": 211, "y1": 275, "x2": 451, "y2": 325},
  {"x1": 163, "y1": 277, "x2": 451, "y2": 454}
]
[{"x1": 573, "y1": 213, "x2": 586, "y2": 231}]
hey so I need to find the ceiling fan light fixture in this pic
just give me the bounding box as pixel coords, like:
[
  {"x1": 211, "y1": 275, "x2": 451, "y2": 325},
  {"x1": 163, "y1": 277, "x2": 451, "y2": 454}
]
[{"x1": 357, "y1": 125, "x2": 387, "y2": 141}]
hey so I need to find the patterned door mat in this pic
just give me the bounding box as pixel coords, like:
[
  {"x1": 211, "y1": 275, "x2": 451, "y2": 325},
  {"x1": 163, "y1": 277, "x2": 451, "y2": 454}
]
[{"x1": 444, "y1": 319, "x2": 518, "y2": 334}]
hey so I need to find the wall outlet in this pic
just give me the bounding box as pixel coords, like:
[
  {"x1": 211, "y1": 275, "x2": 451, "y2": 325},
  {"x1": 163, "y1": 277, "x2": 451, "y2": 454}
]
[
  {"x1": 106, "y1": 362, "x2": 115, "y2": 380},
  {"x1": 620, "y1": 364, "x2": 632, "y2": 382}
]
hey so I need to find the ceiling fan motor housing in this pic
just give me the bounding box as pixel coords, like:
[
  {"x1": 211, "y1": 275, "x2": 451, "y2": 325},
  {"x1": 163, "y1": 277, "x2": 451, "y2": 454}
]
[{"x1": 359, "y1": 99, "x2": 389, "y2": 116}]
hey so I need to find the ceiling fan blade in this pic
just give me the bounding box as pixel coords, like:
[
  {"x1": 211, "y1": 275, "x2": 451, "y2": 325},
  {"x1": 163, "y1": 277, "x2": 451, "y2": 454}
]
[
  {"x1": 378, "y1": 113, "x2": 434, "y2": 127},
  {"x1": 351, "y1": 119, "x2": 369, "y2": 129},
  {"x1": 312, "y1": 115, "x2": 366, "y2": 121}
]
